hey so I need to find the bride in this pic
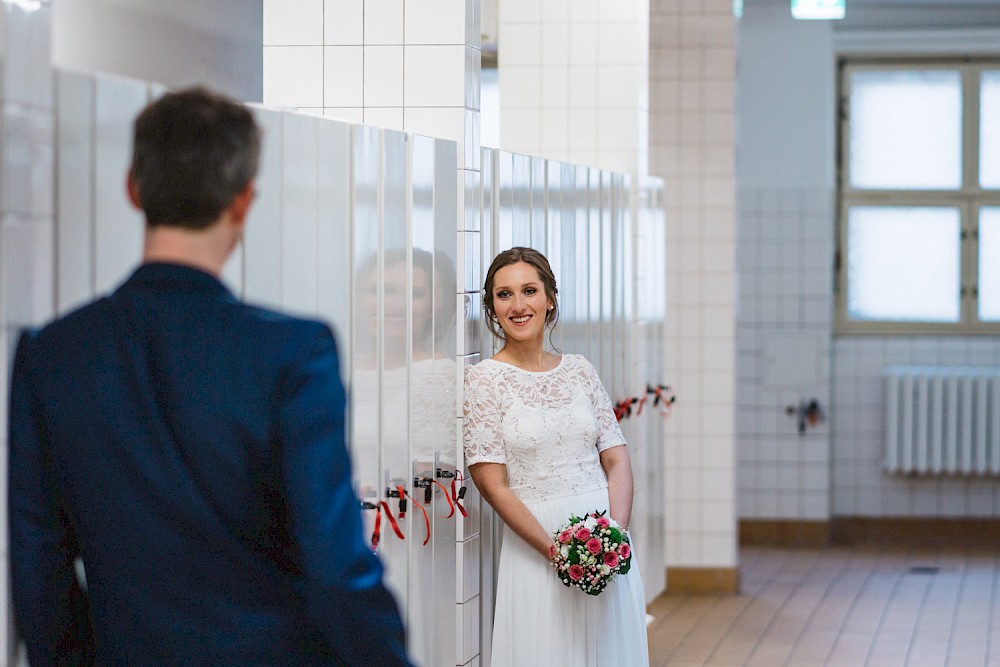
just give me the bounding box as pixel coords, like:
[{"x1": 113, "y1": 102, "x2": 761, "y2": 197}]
[{"x1": 463, "y1": 247, "x2": 649, "y2": 666}]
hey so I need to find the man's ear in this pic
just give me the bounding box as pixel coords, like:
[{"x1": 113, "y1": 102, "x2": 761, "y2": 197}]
[
  {"x1": 126, "y1": 171, "x2": 142, "y2": 210},
  {"x1": 228, "y1": 180, "x2": 257, "y2": 227}
]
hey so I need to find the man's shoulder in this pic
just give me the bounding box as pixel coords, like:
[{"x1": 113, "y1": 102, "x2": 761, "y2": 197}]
[
  {"x1": 236, "y1": 302, "x2": 334, "y2": 340},
  {"x1": 32, "y1": 295, "x2": 113, "y2": 342}
]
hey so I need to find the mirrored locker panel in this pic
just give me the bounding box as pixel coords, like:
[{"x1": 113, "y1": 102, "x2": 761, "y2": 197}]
[
  {"x1": 378, "y1": 128, "x2": 412, "y2": 647},
  {"x1": 55, "y1": 70, "x2": 95, "y2": 315},
  {"x1": 315, "y1": 119, "x2": 353, "y2": 353},
  {"x1": 350, "y1": 123, "x2": 384, "y2": 576},
  {"x1": 408, "y1": 134, "x2": 437, "y2": 665},
  {"x1": 93, "y1": 75, "x2": 148, "y2": 295},
  {"x1": 530, "y1": 156, "x2": 546, "y2": 250},
  {"x1": 280, "y1": 112, "x2": 320, "y2": 315},
  {"x1": 431, "y1": 136, "x2": 460, "y2": 667},
  {"x1": 243, "y1": 106, "x2": 283, "y2": 309}
]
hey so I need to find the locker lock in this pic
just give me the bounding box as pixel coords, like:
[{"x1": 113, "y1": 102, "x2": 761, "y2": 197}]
[
  {"x1": 413, "y1": 477, "x2": 433, "y2": 504},
  {"x1": 385, "y1": 487, "x2": 406, "y2": 516}
]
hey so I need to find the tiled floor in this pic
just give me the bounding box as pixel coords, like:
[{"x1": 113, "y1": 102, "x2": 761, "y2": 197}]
[{"x1": 647, "y1": 546, "x2": 1000, "y2": 666}]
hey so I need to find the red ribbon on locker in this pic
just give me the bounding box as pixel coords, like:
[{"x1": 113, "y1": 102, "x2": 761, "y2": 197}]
[
  {"x1": 397, "y1": 485, "x2": 431, "y2": 546},
  {"x1": 370, "y1": 500, "x2": 404, "y2": 550}
]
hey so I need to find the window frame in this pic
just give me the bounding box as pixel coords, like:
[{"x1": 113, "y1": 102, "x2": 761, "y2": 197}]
[{"x1": 836, "y1": 57, "x2": 1000, "y2": 335}]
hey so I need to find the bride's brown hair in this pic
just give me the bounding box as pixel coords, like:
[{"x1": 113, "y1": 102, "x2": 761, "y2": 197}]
[{"x1": 482, "y1": 246, "x2": 559, "y2": 344}]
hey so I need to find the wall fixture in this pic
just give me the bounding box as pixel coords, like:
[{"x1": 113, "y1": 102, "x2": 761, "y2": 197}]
[{"x1": 791, "y1": 0, "x2": 845, "y2": 20}]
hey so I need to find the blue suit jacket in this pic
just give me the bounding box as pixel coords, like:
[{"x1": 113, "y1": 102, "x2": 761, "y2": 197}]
[{"x1": 8, "y1": 263, "x2": 412, "y2": 666}]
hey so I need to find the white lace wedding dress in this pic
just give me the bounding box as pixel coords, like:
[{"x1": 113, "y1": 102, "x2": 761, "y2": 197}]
[{"x1": 464, "y1": 354, "x2": 649, "y2": 666}]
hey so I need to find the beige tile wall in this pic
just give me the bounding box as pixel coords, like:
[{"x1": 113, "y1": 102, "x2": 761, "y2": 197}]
[{"x1": 650, "y1": 0, "x2": 738, "y2": 571}]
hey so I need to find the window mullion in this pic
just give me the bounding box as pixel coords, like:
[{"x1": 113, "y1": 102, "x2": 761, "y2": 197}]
[
  {"x1": 961, "y1": 201, "x2": 978, "y2": 325},
  {"x1": 963, "y1": 66, "x2": 980, "y2": 325}
]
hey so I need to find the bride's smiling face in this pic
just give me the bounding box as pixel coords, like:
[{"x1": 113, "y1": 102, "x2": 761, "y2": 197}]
[{"x1": 491, "y1": 261, "x2": 553, "y2": 344}]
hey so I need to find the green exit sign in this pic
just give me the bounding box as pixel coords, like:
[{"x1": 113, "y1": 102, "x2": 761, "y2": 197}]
[{"x1": 791, "y1": 0, "x2": 845, "y2": 20}]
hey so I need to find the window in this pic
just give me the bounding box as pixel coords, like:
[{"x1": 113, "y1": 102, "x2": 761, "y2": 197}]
[{"x1": 837, "y1": 60, "x2": 1000, "y2": 333}]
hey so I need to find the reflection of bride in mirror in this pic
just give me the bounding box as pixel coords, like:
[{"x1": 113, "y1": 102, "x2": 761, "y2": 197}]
[
  {"x1": 351, "y1": 247, "x2": 458, "y2": 666},
  {"x1": 409, "y1": 248, "x2": 457, "y2": 473},
  {"x1": 408, "y1": 248, "x2": 459, "y2": 667},
  {"x1": 351, "y1": 246, "x2": 457, "y2": 481}
]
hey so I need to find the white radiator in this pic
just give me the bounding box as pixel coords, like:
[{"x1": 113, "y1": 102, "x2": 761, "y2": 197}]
[{"x1": 883, "y1": 366, "x2": 1000, "y2": 475}]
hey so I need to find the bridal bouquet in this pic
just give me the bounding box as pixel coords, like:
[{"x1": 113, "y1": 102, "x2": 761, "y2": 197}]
[{"x1": 550, "y1": 510, "x2": 631, "y2": 596}]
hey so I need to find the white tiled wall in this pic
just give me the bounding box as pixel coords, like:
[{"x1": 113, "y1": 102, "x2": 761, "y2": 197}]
[
  {"x1": 736, "y1": 187, "x2": 833, "y2": 520},
  {"x1": 650, "y1": 0, "x2": 738, "y2": 569},
  {"x1": 263, "y1": 0, "x2": 480, "y2": 169},
  {"x1": 496, "y1": 0, "x2": 650, "y2": 176},
  {"x1": 833, "y1": 337, "x2": 1000, "y2": 517}
]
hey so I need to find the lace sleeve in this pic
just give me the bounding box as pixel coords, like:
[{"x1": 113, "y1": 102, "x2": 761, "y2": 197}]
[
  {"x1": 581, "y1": 357, "x2": 627, "y2": 452},
  {"x1": 463, "y1": 363, "x2": 507, "y2": 466}
]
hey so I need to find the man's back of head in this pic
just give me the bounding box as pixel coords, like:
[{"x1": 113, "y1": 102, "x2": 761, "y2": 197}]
[{"x1": 129, "y1": 87, "x2": 261, "y2": 230}]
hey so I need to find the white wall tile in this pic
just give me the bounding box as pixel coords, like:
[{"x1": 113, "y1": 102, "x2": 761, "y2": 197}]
[
  {"x1": 405, "y1": 0, "x2": 467, "y2": 45},
  {"x1": 464, "y1": 109, "x2": 480, "y2": 171},
  {"x1": 457, "y1": 535, "x2": 480, "y2": 603},
  {"x1": 597, "y1": 108, "x2": 638, "y2": 151},
  {"x1": 598, "y1": 65, "x2": 640, "y2": 109},
  {"x1": 568, "y1": 23, "x2": 599, "y2": 67},
  {"x1": 465, "y1": 46, "x2": 481, "y2": 112},
  {"x1": 541, "y1": 0, "x2": 572, "y2": 24},
  {"x1": 498, "y1": 66, "x2": 540, "y2": 110},
  {"x1": 364, "y1": 0, "x2": 404, "y2": 44},
  {"x1": 499, "y1": 0, "x2": 540, "y2": 23},
  {"x1": 404, "y1": 45, "x2": 466, "y2": 108},
  {"x1": 263, "y1": 0, "x2": 323, "y2": 46},
  {"x1": 324, "y1": 0, "x2": 364, "y2": 45},
  {"x1": 324, "y1": 46, "x2": 364, "y2": 107},
  {"x1": 568, "y1": 67, "x2": 598, "y2": 109},
  {"x1": 457, "y1": 596, "x2": 481, "y2": 664},
  {"x1": 540, "y1": 68, "x2": 569, "y2": 110},
  {"x1": 569, "y1": 0, "x2": 599, "y2": 23},
  {"x1": 363, "y1": 46, "x2": 404, "y2": 107},
  {"x1": 263, "y1": 46, "x2": 324, "y2": 108},
  {"x1": 499, "y1": 23, "x2": 542, "y2": 66},
  {"x1": 541, "y1": 24, "x2": 570, "y2": 68},
  {"x1": 458, "y1": 231, "x2": 480, "y2": 293},
  {"x1": 540, "y1": 109, "x2": 570, "y2": 155},
  {"x1": 599, "y1": 22, "x2": 642, "y2": 66}
]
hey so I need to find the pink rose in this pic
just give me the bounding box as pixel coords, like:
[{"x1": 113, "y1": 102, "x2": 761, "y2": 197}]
[
  {"x1": 559, "y1": 529, "x2": 574, "y2": 544},
  {"x1": 568, "y1": 564, "x2": 584, "y2": 581},
  {"x1": 603, "y1": 551, "x2": 619, "y2": 568},
  {"x1": 596, "y1": 517, "x2": 611, "y2": 529},
  {"x1": 586, "y1": 537, "x2": 603, "y2": 554},
  {"x1": 574, "y1": 526, "x2": 591, "y2": 541},
  {"x1": 549, "y1": 544, "x2": 559, "y2": 559},
  {"x1": 619, "y1": 543, "x2": 631, "y2": 559}
]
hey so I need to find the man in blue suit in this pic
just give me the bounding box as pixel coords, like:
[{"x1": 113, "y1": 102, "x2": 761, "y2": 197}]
[{"x1": 8, "y1": 87, "x2": 412, "y2": 666}]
